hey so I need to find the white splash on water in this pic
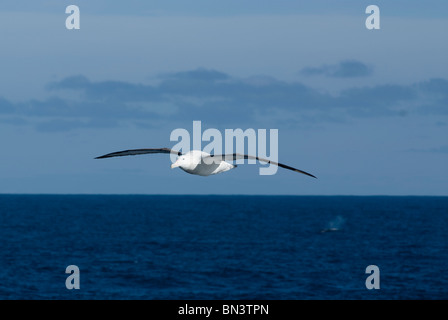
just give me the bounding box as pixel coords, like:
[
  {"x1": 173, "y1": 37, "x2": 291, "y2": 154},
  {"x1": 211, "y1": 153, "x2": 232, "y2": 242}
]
[{"x1": 321, "y1": 215, "x2": 345, "y2": 233}]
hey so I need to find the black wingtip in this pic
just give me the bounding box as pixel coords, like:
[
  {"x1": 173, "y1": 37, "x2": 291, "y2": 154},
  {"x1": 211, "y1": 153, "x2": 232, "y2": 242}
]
[{"x1": 297, "y1": 169, "x2": 317, "y2": 179}]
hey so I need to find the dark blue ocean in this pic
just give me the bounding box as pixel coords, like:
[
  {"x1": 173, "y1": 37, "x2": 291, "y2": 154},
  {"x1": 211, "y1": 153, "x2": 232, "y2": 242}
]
[{"x1": 0, "y1": 195, "x2": 447, "y2": 300}]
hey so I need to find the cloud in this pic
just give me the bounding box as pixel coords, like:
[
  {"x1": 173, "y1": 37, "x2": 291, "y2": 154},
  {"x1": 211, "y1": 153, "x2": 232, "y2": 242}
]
[
  {"x1": 1, "y1": 68, "x2": 447, "y2": 131},
  {"x1": 338, "y1": 84, "x2": 417, "y2": 117},
  {"x1": 0, "y1": 97, "x2": 14, "y2": 114},
  {"x1": 48, "y1": 75, "x2": 160, "y2": 103},
  {"x1": 160, "y1": 68, "x2": 230, "y2": 82},
  {"x1": 34, "y1": 118, "x2": 120, "y2": 133},
  {"x1": 407, "y1": 145, "x2": 448, "y2": 154},
  {"x1": 0, "y1": 116, "x2": 28, "y2": 126},
  {"x1": 301, "y1": 60, "x2": 373, "y2": 78}
]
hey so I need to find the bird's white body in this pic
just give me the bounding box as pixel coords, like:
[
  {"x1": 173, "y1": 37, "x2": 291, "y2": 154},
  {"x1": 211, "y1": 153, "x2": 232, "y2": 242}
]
[{"x1": 171, "y1": 150, "x2": 236, "y2": 176}]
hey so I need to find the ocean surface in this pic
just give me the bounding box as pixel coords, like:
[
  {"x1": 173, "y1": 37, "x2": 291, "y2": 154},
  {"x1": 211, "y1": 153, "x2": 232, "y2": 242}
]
[{"x1": 0, "y1": 195, "x2": 447, "y2": 300}]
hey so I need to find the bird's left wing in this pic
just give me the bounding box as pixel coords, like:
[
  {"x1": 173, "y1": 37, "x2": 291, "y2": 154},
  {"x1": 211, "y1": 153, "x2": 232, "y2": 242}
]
[
  {"x1": 95, "y1": 148, "x2": 181, "y2": 159},
  {"x1": 203, "y1": 153, "x2": 317, "y2": 178}
]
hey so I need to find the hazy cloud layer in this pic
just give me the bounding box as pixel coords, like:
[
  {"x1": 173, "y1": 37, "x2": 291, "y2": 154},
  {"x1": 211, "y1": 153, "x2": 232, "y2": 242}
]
[
  {"x1": 407, "y1": 145, "x2": 448, "y2": 154},
  {"x1": 301, "y1": 60, "x2": 373, "y2": 78},
  {"x1": 1, "y1": 68, "x2": 447, "y2": 131},
  {"x1": 3, "y1": 0, "x2": 448, "y2": 18}
]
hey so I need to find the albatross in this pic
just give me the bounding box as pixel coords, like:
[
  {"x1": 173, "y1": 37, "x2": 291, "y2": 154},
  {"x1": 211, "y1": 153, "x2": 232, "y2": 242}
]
[{"x1": 95, "y1": 148, "x2": 316, "y2": 178}]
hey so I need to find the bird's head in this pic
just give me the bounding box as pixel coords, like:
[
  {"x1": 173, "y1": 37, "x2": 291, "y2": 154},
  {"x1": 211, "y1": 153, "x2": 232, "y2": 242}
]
[
  {"x1": 171, "y1": 155, "x2": 189, "y2": 169},
  {"x1": 171, "y1": 151, "x2": 203, "y2": 170}
]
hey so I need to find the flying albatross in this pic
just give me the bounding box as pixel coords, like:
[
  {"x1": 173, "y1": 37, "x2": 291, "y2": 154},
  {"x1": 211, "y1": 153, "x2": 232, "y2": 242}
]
[{"x1": 95, "y1": 148, "x2": 316, "y2": 178}]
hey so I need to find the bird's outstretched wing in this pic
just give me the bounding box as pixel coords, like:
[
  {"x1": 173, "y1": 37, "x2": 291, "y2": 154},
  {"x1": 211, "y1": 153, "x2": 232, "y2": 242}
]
[
  {"x1": 204, "y1": 153, "x2": 317, "y2": 178},
  {"x1": 95, "y1": 148, "x2": 181, "y2": 159}
]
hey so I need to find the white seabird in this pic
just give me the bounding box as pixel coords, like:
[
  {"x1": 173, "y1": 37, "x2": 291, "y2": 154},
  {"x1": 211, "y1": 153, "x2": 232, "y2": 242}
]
[{"x1": 95, "y1": 148, "x2": 316, "y2": 178}]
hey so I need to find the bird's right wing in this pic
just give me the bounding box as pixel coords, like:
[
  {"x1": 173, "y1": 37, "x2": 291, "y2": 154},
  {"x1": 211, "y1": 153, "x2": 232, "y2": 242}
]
[
  {"x1": 204, "y1": 153, "x2": 317, "y2": 178},
  {"x1": 95, "y1": 148, "x2": 181, "y2": 159}
]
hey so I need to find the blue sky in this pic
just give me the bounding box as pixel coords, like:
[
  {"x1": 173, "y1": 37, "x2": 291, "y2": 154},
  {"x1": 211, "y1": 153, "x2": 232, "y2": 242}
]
[{"x1": 0, "y1": 1, "x2": 447, "y2": 195}]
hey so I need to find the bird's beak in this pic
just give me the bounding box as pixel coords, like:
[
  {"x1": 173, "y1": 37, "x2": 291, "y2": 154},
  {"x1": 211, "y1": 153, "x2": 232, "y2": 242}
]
[{"x1": 171, "y1": 162, "x2": 180, "y2": 169}]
